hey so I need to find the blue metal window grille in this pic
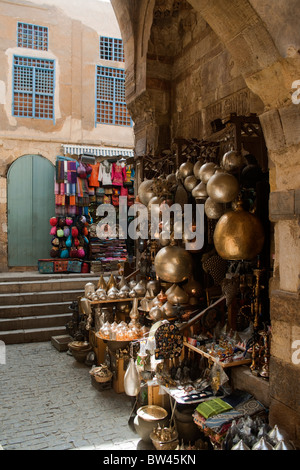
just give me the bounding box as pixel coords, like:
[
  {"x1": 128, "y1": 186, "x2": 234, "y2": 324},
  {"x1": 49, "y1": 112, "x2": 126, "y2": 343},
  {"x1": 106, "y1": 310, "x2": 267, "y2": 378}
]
[
  {"x1": 13, "y1": 56, "x2": 55, "y2": 120},
  {"x1": 96, "y1": 66, "x2": 131, "y2": 126},
  {"x1": 17, "y1": 22, "x2": 48, "y2": 51},
  {"x1": 100, "y1": 36, "x2": 124, "y2": 62}
]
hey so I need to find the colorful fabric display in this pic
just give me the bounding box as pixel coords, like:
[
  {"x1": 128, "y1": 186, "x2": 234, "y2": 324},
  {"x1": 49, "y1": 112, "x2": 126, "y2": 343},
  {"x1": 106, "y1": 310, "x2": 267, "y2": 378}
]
[
  {"x1": 98, "y1": 161, "x2": 112, "y2": 186},
  {"x1": 111, "y1": 162, "x2": 126, "y2": 186}
]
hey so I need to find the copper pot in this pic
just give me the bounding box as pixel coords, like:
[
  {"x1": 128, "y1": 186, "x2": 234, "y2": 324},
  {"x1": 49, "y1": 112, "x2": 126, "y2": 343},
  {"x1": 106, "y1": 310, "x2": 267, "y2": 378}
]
[
  {"x1": 213, "y1": 200, "x2": 265, "y2": 260},
  {"x1": 206, "y1": 172, "x2": 240, "y2": 203},
  {"x1": 154, "y1": 244, "x2": 193, "y2": 283}
]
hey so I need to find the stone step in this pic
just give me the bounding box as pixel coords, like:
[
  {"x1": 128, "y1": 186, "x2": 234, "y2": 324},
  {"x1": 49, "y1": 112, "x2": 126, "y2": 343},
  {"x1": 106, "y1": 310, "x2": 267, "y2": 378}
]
[
  {"x1": 0, "y1": 301, "x2": 74, "y2": 319},
  {"x1": 0, "y1": 289, "x2": 84, "y2": 306},
  {"x1": 0, "y1": 313, "x2": 72, "y2": 331},
  {"x1": 0, "y1": 276, "x2": 100, "y2": 294},
  {"x1": 0, "y1": 271, "x2": 103, "y2": 344},
  {"x1": 0, "y1": 326, "x2": 68, "y2": 344}
]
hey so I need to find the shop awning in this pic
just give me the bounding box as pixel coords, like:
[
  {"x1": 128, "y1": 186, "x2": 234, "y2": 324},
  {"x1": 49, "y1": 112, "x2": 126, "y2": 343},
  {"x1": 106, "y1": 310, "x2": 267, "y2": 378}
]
[{"x1": 61, "y1": 144, "x2": 134, "y2": 158}]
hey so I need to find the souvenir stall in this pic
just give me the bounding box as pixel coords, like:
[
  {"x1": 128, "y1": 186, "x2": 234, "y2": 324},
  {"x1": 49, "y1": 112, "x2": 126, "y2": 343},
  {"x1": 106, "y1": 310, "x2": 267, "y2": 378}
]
[
  {"x1": 65, "y1": 114, "x2": 295, "y2": 451},
  {"x1": 38, "y1": 153, "x2": 135, "y2": 274}
]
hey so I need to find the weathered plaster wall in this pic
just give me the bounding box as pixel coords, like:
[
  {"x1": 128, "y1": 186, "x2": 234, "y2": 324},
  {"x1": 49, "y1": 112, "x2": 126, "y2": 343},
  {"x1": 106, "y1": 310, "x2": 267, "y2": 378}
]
[{"x1": 0, "y1": 0, "x2": 134, "y2": 270}]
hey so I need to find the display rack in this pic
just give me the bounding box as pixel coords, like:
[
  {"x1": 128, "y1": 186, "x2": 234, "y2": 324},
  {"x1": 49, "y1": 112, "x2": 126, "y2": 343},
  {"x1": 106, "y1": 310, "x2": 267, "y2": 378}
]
[{"x1": 183, "y1": 341, "x2": 251, "y2": 369}]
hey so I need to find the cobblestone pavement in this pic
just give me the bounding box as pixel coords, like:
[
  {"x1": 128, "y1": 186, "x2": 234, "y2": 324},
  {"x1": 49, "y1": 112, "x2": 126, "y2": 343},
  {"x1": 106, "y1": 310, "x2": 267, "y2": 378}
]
[{"x1": 0, "y1": 341, "x2": 142, "y2": 451}]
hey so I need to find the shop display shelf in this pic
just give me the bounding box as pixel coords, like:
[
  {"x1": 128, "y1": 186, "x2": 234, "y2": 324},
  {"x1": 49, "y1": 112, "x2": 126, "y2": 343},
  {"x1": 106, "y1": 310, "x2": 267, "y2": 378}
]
[{"x1": 183, "y1": 341, "x2": 251, "y2": 369}]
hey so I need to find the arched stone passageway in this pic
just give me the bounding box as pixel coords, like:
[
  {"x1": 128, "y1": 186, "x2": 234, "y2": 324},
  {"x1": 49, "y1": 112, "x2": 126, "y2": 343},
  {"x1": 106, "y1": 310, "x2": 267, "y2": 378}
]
[{"x1": 111, "y1": 0, "x2": 300, "y2": 446}]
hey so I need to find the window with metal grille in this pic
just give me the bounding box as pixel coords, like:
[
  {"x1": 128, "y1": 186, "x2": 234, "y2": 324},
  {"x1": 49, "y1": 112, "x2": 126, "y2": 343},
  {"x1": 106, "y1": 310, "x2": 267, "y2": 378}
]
[
  {"x1": 17, "y1": 22, "x2": 48, "y2": 51},
  {"x1": 100, "y1": 36, "x2": 124, "y2": 62},
  {"x1": 96, "y1": 66, "x2": 131, "y2": 127},
  {"x1": 12, "y1": 56, "x2": 55, "y2": 120}
]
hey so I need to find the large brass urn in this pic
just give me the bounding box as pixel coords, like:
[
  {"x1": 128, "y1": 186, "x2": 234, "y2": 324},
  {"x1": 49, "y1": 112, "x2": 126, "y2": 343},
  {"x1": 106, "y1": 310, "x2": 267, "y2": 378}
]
[
  {"x1": 213, "y1": 200, "x2": 265, "y2": 260},
  {"x1": 154, "y1": 241, "x2": 193, "y2": 284}
]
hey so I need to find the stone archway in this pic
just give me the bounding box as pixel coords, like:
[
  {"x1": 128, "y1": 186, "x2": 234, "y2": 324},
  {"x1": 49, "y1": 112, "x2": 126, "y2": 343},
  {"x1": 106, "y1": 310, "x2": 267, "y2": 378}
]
[{"x1": 111, "y1": 0, "x2": 300, "y2": 445}]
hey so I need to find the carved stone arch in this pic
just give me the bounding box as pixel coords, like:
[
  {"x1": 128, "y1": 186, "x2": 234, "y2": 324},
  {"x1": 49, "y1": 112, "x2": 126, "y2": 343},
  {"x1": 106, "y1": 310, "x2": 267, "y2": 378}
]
[{"x1": 186, "y1": 0, "x2": 299, "y2": 110}]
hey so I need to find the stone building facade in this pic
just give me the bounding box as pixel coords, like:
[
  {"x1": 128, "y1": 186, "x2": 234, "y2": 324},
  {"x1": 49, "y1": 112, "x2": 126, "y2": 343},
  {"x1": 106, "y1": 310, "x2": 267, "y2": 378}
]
[
  {"x1": 111, "y1": 0, "x2": 300, "y2": 446},
  {"x1": 0, "y1": 0, "x2": 134, "y2": 270}
]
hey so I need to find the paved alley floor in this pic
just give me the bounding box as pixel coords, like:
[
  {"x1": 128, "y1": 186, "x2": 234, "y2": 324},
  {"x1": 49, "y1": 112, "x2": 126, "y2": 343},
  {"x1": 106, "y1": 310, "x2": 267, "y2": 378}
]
[{"x1": 0, "y1": 341, "x2": 143, "y2": 451}]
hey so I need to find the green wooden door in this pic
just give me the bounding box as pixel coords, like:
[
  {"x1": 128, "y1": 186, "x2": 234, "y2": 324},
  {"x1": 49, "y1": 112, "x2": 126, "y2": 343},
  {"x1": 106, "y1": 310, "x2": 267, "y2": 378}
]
[{"x1": 7, "y1": 155, "x2": 55, "y2": 267}]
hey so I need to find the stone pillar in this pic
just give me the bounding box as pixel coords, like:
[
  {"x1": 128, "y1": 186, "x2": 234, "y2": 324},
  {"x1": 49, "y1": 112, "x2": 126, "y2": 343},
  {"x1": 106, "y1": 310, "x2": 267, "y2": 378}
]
[{"x1": 260, "y1": 103, "x2": 300, "y2": 445}]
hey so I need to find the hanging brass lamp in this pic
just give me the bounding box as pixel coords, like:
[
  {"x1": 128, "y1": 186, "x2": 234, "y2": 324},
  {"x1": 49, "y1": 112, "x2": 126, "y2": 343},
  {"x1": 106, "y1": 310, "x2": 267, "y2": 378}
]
[
  {"x1": 154, "y1": 239, "x2": 193, "y2": 284},
  {"x1": 206, "y1": 171, "x2": 240, "y2": 203},
  {"x1": 213, "y1": 198, "x2": 265, "y2": 261}
]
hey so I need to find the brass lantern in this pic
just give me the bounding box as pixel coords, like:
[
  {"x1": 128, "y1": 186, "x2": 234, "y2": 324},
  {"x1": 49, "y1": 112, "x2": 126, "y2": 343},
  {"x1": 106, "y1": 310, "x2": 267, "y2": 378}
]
[
  {"x1": 138, "y1": 179, "x2": 154, "y2": 206},
  {"x1": 206, "y1": 171, "x2": 240, "y2": 203},
  {"x1": 213, "y1": 199, "x2": 265, "y2": 260}
]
